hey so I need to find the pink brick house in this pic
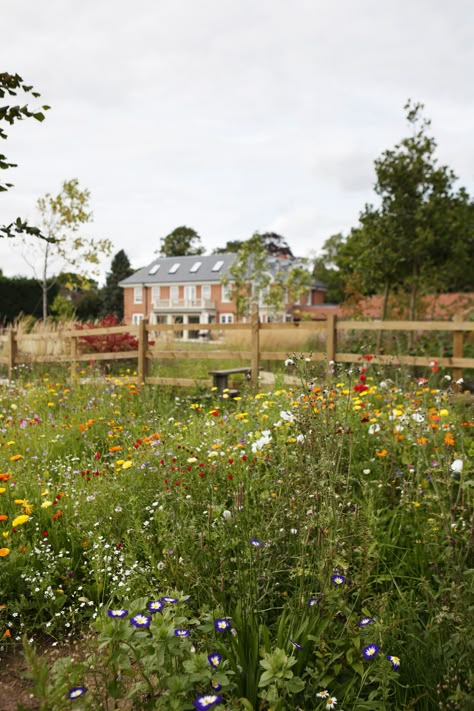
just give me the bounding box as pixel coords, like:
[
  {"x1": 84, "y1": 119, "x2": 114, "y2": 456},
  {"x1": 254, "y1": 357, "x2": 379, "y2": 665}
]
[{"x1": 120, "y1": 253, "x2": 326, "y2": 336}]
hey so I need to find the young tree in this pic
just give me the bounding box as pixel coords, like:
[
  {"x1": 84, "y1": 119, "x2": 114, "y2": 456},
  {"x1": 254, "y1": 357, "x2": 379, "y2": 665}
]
[
  {"x1": 0, "y1": 72, "x2": 50, "y2": 240},
  {"x1": 21, "y1": 179, "x2": 112, "y2": 320},
  {"x1": 159, "y1": 226, "x2": 204, "y2": 257},
  {"x1": 101, "y1": 249, "x2": 134, "y2": 319}
]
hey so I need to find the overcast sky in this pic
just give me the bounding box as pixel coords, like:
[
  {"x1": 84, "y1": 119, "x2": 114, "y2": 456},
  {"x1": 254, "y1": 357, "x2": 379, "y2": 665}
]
[{"x1": 2, "y1": 0, "x2": 473, "y2": 283}]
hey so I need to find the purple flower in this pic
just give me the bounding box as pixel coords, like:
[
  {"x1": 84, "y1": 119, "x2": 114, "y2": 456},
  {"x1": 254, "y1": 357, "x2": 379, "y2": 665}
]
[
  {"x1": 331, "y1": 574, "x2": 346, "y2": 586},
  {"x1": 208, "y1": 652, "x2": 222, "y2": 668},
  {"x1": 147, "y1": 600, "x2": 164, "y2": 613},
  {"x1": 130, "y1": 614, "x2": 152, "y2": 629},
  {"x1": 308, "y1": 596, "x2": 320, "y2": 608},
  {"x1": 214, "y1": 618, "x2": 232, "y2": 633},
  {"x1": 160, "y1": 595, "x2": 179, "y2": 604},
  {"x1": 387, "y1": 654, "x2": 400, "y2": 670},
  {"x1": 210, "y1": 680, "x2": 222, "y2": 691},
  {"x1": 193, "y1": 694, "x2": 222, "y2": 709},
  {"x1": 250, "y1": 538, "x2": 264, "y2": 548},
  {"x1": 358, "y1": 616, "x2": 374, "y2": 627},
  {"x1": 107, "y1": 608, "x2": 128, "y2": 618},
  {"x1": 362, "y1": 644, "x2": 380, "y2": 660},
  {"x1": 289, "y1": 639, "x2": 304, "y2": 650},
  {"x1": 174, "y1": 629, "x2": 191, "y2": 637},
  {"x1": 67, "y1": 687, "x2": 87, "y2": 699}
]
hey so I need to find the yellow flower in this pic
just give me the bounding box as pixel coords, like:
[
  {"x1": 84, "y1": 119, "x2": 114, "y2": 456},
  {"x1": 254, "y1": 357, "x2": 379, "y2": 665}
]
[
  {"x1": 0, "y1": 489, "x2": 5, "y2": 494},
  {"x1": 12, "y1": 514, "x2": 29, "y2": 527},
  {"x1": 122, "y1": 461, "x2": 133, "y2": 469},
  {"x1": 9, "y1": 455, "x2": 23, "y2": 461},
  {"x1": 41, "y1": 501, "x2": 53, "y2": 509},
  {"x1": 0, "y1": 548, "x2": 10, "y2": 557}
]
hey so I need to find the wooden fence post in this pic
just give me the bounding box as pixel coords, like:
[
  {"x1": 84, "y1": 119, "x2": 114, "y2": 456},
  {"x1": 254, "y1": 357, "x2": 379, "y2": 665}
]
[
  {"x1": 251, "y1": 303, "x2": 260, "y2": 390},
  {"x1": 326, "y1": 314, "x2": 337, "y2": 376},
  {"x1": 70, "y1": 334, "x2": 78, "y2": 381},
  {"x1": 137, "y1": 318, "x2": 149, "y2": 383},
  {"x1": 7, "y1": 328, "x2": 17, "y2": 382},
  {"x1": 452, "y1": 313, "x2": 464, "y2": 387}
]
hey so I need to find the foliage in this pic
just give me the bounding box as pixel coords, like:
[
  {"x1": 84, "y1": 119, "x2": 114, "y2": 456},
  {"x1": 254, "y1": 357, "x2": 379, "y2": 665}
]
[
  {"x1": 22, "y1": 179, "x2": 112, "y2": 320},
  {"x1": 0, "y1": 72, "x2": 50, "y2": 240},
  {"x1": 0, "y1": 274, "x2": 59, "y2": 324},
  {"x1": 0, "y1": 360, "x2": 472, "y2": 709},
  {"x1": 312, "y1": 233, "x2": 348, "y2": 303},
  {"x1": 101, "y1": 249, "x2": 133, "y2": 319},
  {"x1": 75, "y1": 314, "x2": 139, "y2": 352},
  {"x1": 159, "y1": 226, "x2": 205, "y2": 257}
]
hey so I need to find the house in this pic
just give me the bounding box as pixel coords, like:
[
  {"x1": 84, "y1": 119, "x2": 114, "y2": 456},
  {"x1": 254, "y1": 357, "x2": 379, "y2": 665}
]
[{"x1": 119, "y1": 253, "x2": 327, "y2": 337}]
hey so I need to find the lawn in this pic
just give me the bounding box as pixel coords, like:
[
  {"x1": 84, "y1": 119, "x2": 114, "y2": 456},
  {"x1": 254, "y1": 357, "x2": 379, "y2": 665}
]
[{"x1": 0, "y1": 359, "x2": 472, "y2": 710}]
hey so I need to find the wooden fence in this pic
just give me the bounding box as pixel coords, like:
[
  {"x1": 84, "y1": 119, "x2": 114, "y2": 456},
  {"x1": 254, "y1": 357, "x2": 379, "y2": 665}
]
[{"x1": 0, "y1": 306, "x2": 473, "y2": 388}]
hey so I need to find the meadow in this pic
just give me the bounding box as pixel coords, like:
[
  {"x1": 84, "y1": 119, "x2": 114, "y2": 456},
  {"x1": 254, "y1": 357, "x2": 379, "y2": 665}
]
[{"x1": 0, "y1": 358, "x2": 472, "y2": 710}]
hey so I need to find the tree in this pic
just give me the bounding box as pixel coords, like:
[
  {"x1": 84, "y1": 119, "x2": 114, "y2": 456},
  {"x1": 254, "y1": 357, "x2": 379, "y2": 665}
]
[
  {"x1": 21, "y1": 179, "x2": 112, "y2": 320},
  {"x1": 341, "y1": 101, "x2": 474, "y2": 320},
  {"x1": 312, "y1": 233, "x2": 348, "y2": 303},
  {"x1": 101, "y1": 249, "x2": 134, "y2": 319},
  {"x1": 212, "y1": 239, "x2": 245, "y2": 254},
  {"x1": 159, "y1": 226, "x2": 204, "y2": 257},
  {"x1": 0, "y1": 72, "x2": 50, "y2": 240}
]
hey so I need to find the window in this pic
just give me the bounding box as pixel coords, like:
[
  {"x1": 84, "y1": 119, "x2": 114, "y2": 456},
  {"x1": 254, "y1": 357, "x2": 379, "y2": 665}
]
[
  {"x1": 212, "y1": 259, "x2": 224, "y2": 272},
  {"x1": 189, "y1": 261, "x2": 202, "y2": 273},
  {"x1": 220, "y1": 313, "x2": 233, "y2": 324},
  {"x1": 149, "y1": 264, "x2": 160, "y2": 275},
  {"x1": 168, "y1": 263, "x2": 180, "y2": 274},
  {"x1": 170, "y1": 285, "x2": 179, "y2": 303},
  {"x1": 202, "y1": 284, "x2": 211, "y2": 300},
  {"x1": 132, "y1": 313, "x2": 144, "y2": 325},
  {"x1": 151, "y1": 286, "x2": 160, "y2": 305},
  {"x1": 133, "y1": 286, "x2": 143, "y2": 304},
  {"x1": 221, "y1": 282, "x2": 232, "y2": 303}
]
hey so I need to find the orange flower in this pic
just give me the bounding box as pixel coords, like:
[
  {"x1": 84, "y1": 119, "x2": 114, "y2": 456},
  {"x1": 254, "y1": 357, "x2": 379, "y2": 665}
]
[
  {"x1": 109, "y1": 445, "x2": 122, "y2": 453},
  {"x1": 0, "y1": 474, "x2": 11, "y2": 482},
  {"x1": 3, "y1": 629, "x2": 11, "y2": 637},
  {"x1": 9, "y1": 455, "x2": 23, "y2": 462},
  {"x1": 376, "y1": 449, "x2": 388, "y2": 457},
  {"x1": 0, "y1": 515, "x2": 8, "y2": 522},
  {"x1": 0, "y1": 548, "x2": 10, "y2": 557},
  {"x1": 417, "y1": 437, "x2": 427, "y2": 445},
  {"x1": 444, "y1": 433, "x2": 455, "y2": 446},
  {"x1": 52, "y1": 511, "x2": 63, "y2": 521}
]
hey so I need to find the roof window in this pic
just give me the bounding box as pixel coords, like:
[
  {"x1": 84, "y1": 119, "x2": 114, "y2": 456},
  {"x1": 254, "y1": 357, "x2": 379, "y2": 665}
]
[
  {"x1": 149, "y1": 263, "x2": 160, "y2": 275},
  {"x1": 189, "y1": 261, "x2": 202, "y2": 273},
  {"x1": 168, "y1": 263, "x2": 180, "y2": 274},
  {"x1": 211, "y1": 259, "x2": 224, "y2": 272}
]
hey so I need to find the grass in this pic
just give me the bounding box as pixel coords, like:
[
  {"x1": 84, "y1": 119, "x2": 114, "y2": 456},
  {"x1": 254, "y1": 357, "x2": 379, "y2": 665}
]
[{"x1": 0, "y1": 358, "x2": 472, "y2": 709}]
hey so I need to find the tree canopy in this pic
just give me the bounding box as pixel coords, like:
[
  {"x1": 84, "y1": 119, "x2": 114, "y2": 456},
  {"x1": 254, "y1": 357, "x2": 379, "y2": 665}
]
[
  {"x1": 159, "y1": 226, "x2": 204, "y2": 257},
  {"x1": 101, "y1": 249, "x2": 134, "y2": 319}
]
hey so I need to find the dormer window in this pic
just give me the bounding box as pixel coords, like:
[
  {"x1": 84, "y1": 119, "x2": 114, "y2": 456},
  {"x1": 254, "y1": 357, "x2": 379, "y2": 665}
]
[
  {"x1": 168, "y1": 263, "x2": 180, "y2": 274},
  {"x1": 212, "y1": 260, "x2": 224, "y2": 272},
  {"x1": 149, "y1": 264, "x2": 160, "y2": 275},
  {"x1": 189, "y1": 261, "x2": 202, "y2": 273}
]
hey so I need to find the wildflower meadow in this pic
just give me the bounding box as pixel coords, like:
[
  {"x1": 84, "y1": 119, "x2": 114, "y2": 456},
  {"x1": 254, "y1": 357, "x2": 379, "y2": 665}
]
[{"x1": 0, "y1": 359, "x2": 472, "y2": 710}]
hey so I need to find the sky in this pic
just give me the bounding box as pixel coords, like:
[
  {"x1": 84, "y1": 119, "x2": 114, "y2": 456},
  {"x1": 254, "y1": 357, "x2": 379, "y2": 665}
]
[{"x1": 2, "y1": 0, "x2": 474, "y2": 284}]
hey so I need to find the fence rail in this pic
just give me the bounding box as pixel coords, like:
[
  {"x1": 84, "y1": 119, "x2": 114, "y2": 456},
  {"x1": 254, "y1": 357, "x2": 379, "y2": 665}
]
[{"x1": 1, "y1": 306, "x2": 473, "y2": 387}]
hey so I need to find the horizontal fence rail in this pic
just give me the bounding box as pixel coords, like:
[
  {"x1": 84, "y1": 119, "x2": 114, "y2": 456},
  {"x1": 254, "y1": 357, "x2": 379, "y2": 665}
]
[{"x1": 1, "y1": 306, "x2": 473, "y2": 388}]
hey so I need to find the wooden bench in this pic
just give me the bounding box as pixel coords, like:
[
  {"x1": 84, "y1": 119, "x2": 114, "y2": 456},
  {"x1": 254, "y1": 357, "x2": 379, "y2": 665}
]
[{"x1": 208, "y1": 367, "x2": 252, "y2": 393}]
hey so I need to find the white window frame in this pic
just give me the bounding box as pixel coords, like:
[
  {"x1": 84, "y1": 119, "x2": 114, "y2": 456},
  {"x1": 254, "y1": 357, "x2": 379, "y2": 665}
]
[
  {"x1": 221, "y1": 282, "x2": 232, "y2": 303},
  {"x1": 132, "y1": 313, "x2": 144, "y2": 325},
  {"x1": 220, "y1": 313, "x2": 234, "y2": 324},
  {"x1": 151, "y1": 286, "x2": 160, "y2": 305},
  {"x1": 133, "y1": 286, "x2": 143, "y2": 304},
  {"x1": 202, "y1": 284, "x2": 211, "y2": 301}
]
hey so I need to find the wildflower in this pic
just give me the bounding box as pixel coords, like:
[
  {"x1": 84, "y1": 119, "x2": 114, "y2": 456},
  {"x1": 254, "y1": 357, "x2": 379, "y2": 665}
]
[
  {"x1": 193, "y1": 694, "x2": 222, "y2": 710},
  {"x1": 174, "y1": 629, "x2": 191, "y2": 637},
  {"x1": 130, "y1": 614, "x2": 151, "y2": 629},
  {"x1": 284, "y1": 358, "x2": 294, "y2": 367},
  {"x1": 214, "y1": 618, "x2": 232, "y2": 632},
  {"x1": 331, "y1": 574, "x2": 346, "y2": 586},
  {"x1": 386, "y1": 654, "x2": 400, "y2": 670},
  {"x1": 107, "y1": 609, "x2": 128, "y2": 618},
  {"x1": 210, "y1": 680, "x2": 222, "y2": 691},
  {"x1": 160, "y1": 596, "x2": 179, "y2": 604},
  {"x1": 280, "y1": 410, "x2": 295, "y2": 423},
  {"x1": 147, "y1": 600, "x2": 164, "y2": 613},
  {"x1": 316, "y1": 690, "x2": 330, "y2": 698},
  {"x1": 308, "y1": 596, "x2": 320, "y2": 607},
  {"x1": 67, "y1": 687, "x2": 87, "y2": 699},
  {"x1": 362, "y1": 644, "x2": 380, "y2": 660},
  {"x1": 0, "y1": 515, "x2": 7, "y2": 522},
  {"x1": 289, "y1": 639, "x2": 303, "y2": 650},
  {"x1": 451, "y1": 459, "x2": 463, "y2": 473},
  {"x1": 208, "y1": 652, "x2": 222, "y2": 668},
  {"x1": 12, "y1": 514, "x2": 29, "y2": 527},
  {"x1": 0, "y1": 548, "x2": 10, "y2": 557},
  {"x1": 250, "y1": 538, "x2": 264, "y2": 548},
  {"x1": 41, "y1": 501, "x2": 53, "y2": 509},
  {"x1": 358, "y1": 616, "x2": 374, "y2": 627},
  {"x1": 326, "y1": 698, "x2": 338, "y2": 709}
]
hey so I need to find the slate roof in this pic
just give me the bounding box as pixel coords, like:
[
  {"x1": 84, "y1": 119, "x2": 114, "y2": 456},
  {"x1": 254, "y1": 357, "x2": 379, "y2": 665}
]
[{"x1": 119, "y1": 253, "x2": 238, "y2": 286}]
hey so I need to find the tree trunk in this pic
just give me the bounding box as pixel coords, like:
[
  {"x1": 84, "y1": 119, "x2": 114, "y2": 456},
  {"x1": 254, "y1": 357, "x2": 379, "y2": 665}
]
[
  {"x1": 42, "y1": 242, "x2": 49, "y2": 321},
  {"x1": 376, "y1": 281, "x2": 390, "y2": 353},
  {"x1": 408, "y1": 265, "x2": 419, "y2": 349}
]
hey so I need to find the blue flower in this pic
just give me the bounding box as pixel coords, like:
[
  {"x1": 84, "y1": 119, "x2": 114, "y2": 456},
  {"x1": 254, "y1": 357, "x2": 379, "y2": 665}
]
[
  {"x1": 174, "y1": 629, "x2": 191, "y2": 637},
  {"x1": 160, "y1": 595, "x2": 179, "y2": 604},
  {"x1": 250, "y1": 538, "x2": 264, "y2": 548},
  {"x1": 67, "y1": 687, "x2": 87, "y2": 699},
  {"x1": 289, "y1": 639, "x2": 304, "y2": 650},
  {"x1": 387, "y1": 654, "x2": 400, "y2": 670},
  {"x1": 331, "y1": 574, "x2": 346, "y2": 586},
  {"x1": 147, "y1": 600, "x2": 164, "y2": 613},
  {"x1": 107, "y1": 608, "x2": 128, "y2": 618},
  {"x1": 130, "y1": 614, "x2": 152, "y2": 629},
  {"x1": 210, "y1": 680, "x2": 222, "y2": 691},
  {"x1": 208, "y1": 652, "x2": 222, "y2": 668},
  {"x1": 214, "y1": 618, "x2": 232, "y2": 632},
  {"x1": 362, "y1": 644, "x2": 380, "y2": 660},
  {"x1": 308, "y1": 596, "x2": 320, "y2": 608},
  {"x1": 358, "y1": 616, "x2": 374, "y2": 627},
  {"x1": 193, "y1": 694, "x2": 222, "y2": 709}
]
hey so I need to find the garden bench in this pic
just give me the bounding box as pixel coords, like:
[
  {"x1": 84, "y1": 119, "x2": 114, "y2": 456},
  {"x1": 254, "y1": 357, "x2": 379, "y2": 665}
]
[{"x1": 208, "y1": 367, "x2": 252, "y2": 393}]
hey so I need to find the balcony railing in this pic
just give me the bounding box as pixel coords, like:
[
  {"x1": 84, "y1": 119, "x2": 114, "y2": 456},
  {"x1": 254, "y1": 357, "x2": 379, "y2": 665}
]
[{"x1": 152, "y1": 299, "x2": 216, "y2": 311}]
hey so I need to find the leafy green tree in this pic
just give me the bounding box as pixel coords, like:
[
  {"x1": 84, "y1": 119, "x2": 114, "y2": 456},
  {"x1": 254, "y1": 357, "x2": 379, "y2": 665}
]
[
  {"x1": 212, "y1": 239, "x2": 245, "y2": 254},
  {"x1": 21, "y1": 179, "x2": 112, "y2": 320},
  {"x1": 0, "y1": 72, "x2": 50, "y2": 240},
  {"x1": 101, "y1": 249, "x2": 134, "y2": 319},
  {"x1": 312, "y1": 233, "x2": 348, "y2": 303},
  {"x1": 159, "y1": 226, "x2": 204, "y2": 257}
]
